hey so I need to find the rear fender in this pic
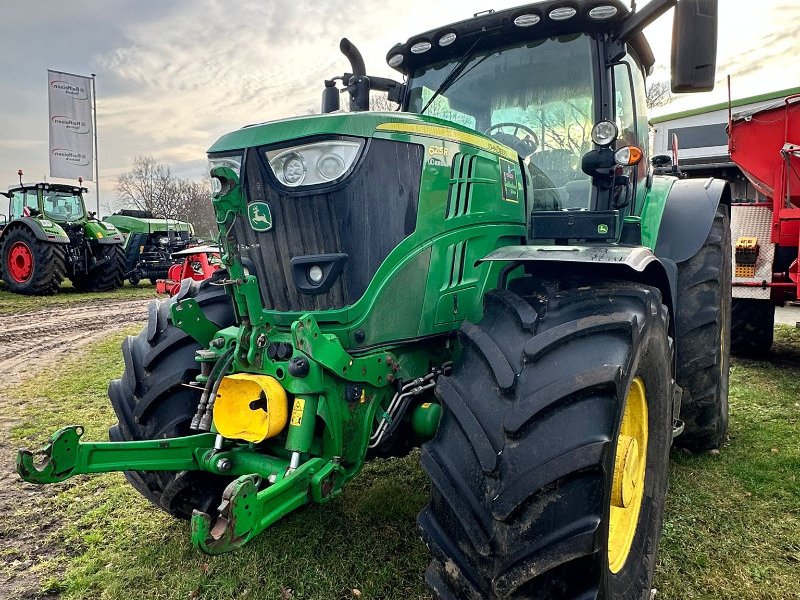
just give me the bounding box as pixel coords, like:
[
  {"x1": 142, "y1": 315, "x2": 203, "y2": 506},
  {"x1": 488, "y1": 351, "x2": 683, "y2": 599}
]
[
  {"x1": 0, "y1": 217, "x2": 70, "y2": 244},
  {"x1": 480, "y1": 244, "x2": 677, "y2": 332}
]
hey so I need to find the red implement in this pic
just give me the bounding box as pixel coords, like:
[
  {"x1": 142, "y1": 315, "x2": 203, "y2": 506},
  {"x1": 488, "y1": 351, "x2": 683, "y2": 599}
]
[
  {"x1": 729, "y1": 94, "x2": 800, "y2": 300},
  {"x1": 156, "y1": 245, "x2": 221, "y2": 296}
]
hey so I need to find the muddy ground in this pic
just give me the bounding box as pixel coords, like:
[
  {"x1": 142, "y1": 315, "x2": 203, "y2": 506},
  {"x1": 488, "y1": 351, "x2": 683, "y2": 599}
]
[{"x1": 0, "y1": 297, "x2": 151, "y2": 599}]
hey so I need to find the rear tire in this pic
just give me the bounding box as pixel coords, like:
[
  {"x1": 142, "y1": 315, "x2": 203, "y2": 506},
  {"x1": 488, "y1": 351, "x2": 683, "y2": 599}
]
[
  {"x1": 108, "y1": 275, "x2": 236, "y2": 518},
  {"x1": 419, "y1": 283, "x2": 673, "y2": 599},
  {"x1": 731, "y1": 298, "x2": 775, "y2": 358},
  {"x1": 71, "y1": 244, "x2": 126, "y2": 292},
  {"x1": 673, "y1": 206, "x2": 731, "y2": 451},
  {"x1": 0, "y1": 226, "x2": 65, "y2": 295}
]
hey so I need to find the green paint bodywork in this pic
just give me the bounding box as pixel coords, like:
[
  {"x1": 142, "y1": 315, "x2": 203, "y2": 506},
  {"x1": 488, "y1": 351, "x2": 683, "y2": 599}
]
[
  {"x1": 102, "y1": 213, "x2": 193, "y2": 244},
  {"x1": 17, "y1": 64, "x2": 687, "y2": 557},
  {"x1": 639, "y1": 175, "x2": 676, "y2": 250}
]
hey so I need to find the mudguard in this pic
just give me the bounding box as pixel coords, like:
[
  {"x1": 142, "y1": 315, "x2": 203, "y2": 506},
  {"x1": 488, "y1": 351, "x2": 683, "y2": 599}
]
[
  {"x1": 0, "y1": 217, "x2": 70, "y2": 244},
  {"x1": 654, "y1": 177, "x2": 731, "y2": 264},
  {"x1": 84, "y1": 220, "x2": 125, "y2": 245},
  {"x1": 480, "y1": 244, "x2": 677, "y2": 322}
]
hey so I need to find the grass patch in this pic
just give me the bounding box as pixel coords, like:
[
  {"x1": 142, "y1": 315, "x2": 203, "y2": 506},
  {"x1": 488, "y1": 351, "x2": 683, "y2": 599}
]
[
  {"x1": 0, "y1": 281, "x2": 157, "y2": 314},
  {"x1": 7, "y1": 329, "x2": 800, "y2": 599}
]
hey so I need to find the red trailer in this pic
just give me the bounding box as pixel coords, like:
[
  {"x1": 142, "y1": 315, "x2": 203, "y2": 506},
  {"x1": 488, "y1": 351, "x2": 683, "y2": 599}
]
[{"x1": 729, "y1": 94, "x2": 800, "y2": 356}]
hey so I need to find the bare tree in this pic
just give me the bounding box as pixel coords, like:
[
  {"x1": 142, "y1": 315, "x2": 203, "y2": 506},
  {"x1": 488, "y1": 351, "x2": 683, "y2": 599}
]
[
  {"x1": 116, "y1": 156, "x2": 176, "y2": 219},
  {"x1": 172, "y1": 179, "x2": 216, "y2": 240},
  {"x1": 369, "y1": 92, "x2": 397, "y2": 112},
  {"x1": 646, "y1": 81, "x2": 672, "y2": 109},
  {"x1": 116, "y1": 155, "x2": 216, "y2": 239}
]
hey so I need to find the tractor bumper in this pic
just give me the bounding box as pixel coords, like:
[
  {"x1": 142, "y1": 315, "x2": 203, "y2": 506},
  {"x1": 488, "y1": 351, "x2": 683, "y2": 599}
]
[{"x1": 16, "y1": 425, "x2": 345, "y2": 554}]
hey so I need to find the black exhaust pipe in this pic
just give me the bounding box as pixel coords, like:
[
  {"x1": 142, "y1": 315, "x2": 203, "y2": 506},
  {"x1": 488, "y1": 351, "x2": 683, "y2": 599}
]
[{"x1": 339, "y1": 38, "x2": 366, "y2": 76}]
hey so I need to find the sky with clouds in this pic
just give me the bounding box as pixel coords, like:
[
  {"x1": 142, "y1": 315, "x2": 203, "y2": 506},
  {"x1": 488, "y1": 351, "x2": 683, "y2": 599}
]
[{"x1": 0, "y1": 0, "x2": 798, "y2": 214}]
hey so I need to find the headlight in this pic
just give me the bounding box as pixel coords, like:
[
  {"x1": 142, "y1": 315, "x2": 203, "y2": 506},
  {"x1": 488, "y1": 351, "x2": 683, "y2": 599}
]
[
  {"x1": 208, "y1": 155, "x2": 242, "y2": 178},
  {"x1": 591, "y1": 120, "x2": 619, "y2": 146},
  {"x1": 266, "y1": 139, "x2": 363, "y2": 188}
]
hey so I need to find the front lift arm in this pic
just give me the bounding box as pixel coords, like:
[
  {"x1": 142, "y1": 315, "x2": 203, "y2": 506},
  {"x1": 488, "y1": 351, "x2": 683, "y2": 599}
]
[
  {"x1": 16, "y1": 426, "x2": 346, "y2": 555},
  {"x1": 17, "y1": 427, "x2": 217, "y2": 483}
]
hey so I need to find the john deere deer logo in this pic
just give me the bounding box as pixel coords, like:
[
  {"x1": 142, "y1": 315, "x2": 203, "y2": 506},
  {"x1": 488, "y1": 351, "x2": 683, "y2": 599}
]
[{"x1": 247, "y1": 202, "x2": 272, "y2": 232}]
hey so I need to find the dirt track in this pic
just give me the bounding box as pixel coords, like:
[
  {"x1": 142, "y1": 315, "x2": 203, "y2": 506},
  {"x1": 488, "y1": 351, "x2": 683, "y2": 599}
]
[{"x1": 0, "y1": 297, "x2": 151, "y2": 599}]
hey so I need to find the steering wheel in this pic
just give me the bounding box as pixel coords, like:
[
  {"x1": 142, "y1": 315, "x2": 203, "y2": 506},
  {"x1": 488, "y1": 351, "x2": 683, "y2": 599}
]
[{"x1": 485, "y1": 122, "x2": 539, "y2": 157}]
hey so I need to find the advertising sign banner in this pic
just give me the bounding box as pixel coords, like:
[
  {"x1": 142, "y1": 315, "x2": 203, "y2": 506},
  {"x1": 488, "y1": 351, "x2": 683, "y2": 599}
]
[{"x1": 48, "y1": 70, "x2": 93, "y2": 180}]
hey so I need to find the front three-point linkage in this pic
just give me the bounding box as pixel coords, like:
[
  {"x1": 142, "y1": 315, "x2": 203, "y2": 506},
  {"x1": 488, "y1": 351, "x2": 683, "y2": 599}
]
[
  {"x1": 17, "y1": 426, "x2": 347, "y2": 555},
  {"x1": 191, "y1": 457, "x2": 346, "y2": 554}
]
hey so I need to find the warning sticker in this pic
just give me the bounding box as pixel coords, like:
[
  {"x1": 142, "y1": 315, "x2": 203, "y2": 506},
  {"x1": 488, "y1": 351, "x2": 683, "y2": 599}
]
[
  {"x1": 290, "y1": 398, "x2": 305, "y2": 427},
  {"x1": 500, "y1": 158, "x2": 519, "y2": 203}
]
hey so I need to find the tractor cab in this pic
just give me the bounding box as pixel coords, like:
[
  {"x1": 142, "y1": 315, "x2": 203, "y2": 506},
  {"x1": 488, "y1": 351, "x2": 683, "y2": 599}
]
[
  {"x1": 401, "y1": 26, "x2": 642, "y2": 212},
  {"x1": 6, "y1": 183, "x2": 88, "y2": 223},
  {"x1": 324, "y1": 0, "x2": 717, "y2": 239}
]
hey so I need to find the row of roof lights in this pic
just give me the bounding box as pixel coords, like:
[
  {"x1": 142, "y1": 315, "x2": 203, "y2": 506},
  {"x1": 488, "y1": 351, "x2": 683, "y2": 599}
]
[{"x1": 388, "y1": 4, "x2": 618, "y2": 66}]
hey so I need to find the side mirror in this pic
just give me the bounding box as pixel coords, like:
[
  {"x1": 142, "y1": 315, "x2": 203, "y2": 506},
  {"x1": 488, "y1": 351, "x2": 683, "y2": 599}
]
[
  {"x1": 671, "y1": 0, "x2": 718, "y2": 92},
  {"x1": 652, "y1": 154, "x2": 672, "y2": 168}
]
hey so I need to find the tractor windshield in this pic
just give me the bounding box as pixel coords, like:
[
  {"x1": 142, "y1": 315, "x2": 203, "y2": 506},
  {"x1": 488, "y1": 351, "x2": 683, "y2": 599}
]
[
  {"x1": 407, "y1": 34, "x2": 595, "y2": 210},
  {"x1": 43, "y1": 191, "x2": 85, "y2": 222}
]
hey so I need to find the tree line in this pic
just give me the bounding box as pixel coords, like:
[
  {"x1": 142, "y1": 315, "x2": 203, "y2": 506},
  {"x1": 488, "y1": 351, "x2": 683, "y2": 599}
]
[{"x1": 115, "y1": 156, "x2": 217, "y2": 239}]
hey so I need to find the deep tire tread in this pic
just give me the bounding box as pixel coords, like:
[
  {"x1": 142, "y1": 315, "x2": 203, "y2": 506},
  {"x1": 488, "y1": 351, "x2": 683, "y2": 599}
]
[
  {"x1": 0, "y1": 226, "x2": 66, "y2": 295},
  {"x1": 420, "y1": 282, "x2": 672, "y2": 599},
  {"x1": 674, "y1": 206, "x2": 731, "y2": 451},
  {"x1": 107, "y1": 277, "x2": 235, "y2": 519},
  {"x1": 71, "y1": 244, "x2": 126, "y2": 292}
]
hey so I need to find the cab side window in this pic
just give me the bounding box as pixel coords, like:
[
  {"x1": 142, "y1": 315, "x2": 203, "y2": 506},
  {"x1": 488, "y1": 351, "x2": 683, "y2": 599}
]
[
  {"x1": 612, "y1": 62, "x2": 637, "y2": 147},
  {"x1": 11, "y1": 190, "x2": 39, "y2": 219},
  {"x1": 10, "y1": 191, "x2": 22, "y2": 218}
]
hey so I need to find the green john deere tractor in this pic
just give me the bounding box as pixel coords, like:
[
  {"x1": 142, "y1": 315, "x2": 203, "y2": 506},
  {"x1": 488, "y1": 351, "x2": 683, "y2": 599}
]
[
  {"x1": 0, "y1": 180, "x2": 126, "y2": 294},
  {"x1": 18, "y1": 1, "x2": 729, "y2": 597}
]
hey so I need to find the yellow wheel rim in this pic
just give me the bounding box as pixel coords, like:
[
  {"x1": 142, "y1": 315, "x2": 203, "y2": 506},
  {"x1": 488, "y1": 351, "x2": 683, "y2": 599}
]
[{"x1": 607, "y1": 376, "x2": 648, "y2": 573}]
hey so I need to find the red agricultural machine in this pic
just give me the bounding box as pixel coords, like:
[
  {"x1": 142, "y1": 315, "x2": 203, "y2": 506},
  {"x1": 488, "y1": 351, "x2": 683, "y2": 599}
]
[
  {"x1": 154, "y1": 245, "x2": 220, "y2": 296},
  {"x1": 729, "y1": 94, "x2": 800, "y2": 356}
]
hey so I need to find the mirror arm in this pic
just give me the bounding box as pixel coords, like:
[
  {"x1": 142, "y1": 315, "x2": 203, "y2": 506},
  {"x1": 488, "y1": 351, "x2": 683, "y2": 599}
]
[{"x1": 618, "y1": 0, "x2": 676, "y2": 41}]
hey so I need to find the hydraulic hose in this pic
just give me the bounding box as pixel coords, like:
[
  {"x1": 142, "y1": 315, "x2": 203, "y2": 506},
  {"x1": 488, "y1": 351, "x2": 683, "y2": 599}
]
[
  {"x1": 198, "y1": 351, "x2": 236, "y2": 431},
  {"x1": 191, "y1": 346, "x2": 235, "y2": 430}
]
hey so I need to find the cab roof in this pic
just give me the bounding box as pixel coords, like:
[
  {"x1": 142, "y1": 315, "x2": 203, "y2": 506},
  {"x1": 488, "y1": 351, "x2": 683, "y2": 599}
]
[
  {"x1": 7, "y1": 182, "x2": 87, "y2": 194},
  {"x1": 386, "y1": 0, "x2": 654, "y2": 75}
]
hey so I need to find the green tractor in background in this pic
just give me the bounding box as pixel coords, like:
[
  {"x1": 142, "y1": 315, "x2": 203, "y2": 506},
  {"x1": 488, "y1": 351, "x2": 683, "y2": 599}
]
[
  {"x1": 18, "y1": 1, "x2": 729, "y2": 597},
  {"x1": 103, "y1": 209, "x2": 194, "y2": 285},
  {"x1": 0, "y1": 177, "x2": 126, "y2": 294}
]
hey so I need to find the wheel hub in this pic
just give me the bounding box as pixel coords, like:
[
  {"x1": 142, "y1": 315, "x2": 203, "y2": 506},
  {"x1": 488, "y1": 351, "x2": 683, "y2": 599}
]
[
  {"x1": 608, "y1": 377, "x2": 648, "y2": 574},
  {"x1": 611, "y1": 435, "x2": 639, "y2": 509},
  {"x1": 7, "y1": 241, "x2": 34, "y2": 283}
]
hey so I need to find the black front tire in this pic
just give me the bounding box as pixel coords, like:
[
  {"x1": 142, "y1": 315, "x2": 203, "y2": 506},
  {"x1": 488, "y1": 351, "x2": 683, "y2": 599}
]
[
  {"x1": 731, "y1": 298, "x2": 775, "y2": 358},
  {"x1": 419, "y1": 283, "x2": 673, "y2": 599},
  {"x1": 673, "y1": 206, "x2": 731, "y2": 451},
  {"x1": 71, "y1": 244, "x2": 126, "y2": 292},
  {"x1": 108, "y1": 276, "x2": 236, "y2": 518},
  {"x1": 0, "y1": 226, "x2": 65, "y2": 295}
]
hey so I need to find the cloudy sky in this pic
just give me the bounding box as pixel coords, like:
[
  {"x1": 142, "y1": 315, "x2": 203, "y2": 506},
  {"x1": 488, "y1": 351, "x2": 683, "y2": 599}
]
[{"x1": 1, "y1": 0, "x2": 798, "y2": 214}]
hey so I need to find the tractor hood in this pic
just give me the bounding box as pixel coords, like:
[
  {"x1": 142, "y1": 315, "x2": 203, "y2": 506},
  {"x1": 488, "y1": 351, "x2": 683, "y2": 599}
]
[
  {"x1": 208, "y1": 110, "x2": 522, "y2": 318},
  {"x1": 207, "y1": 111, "x2": 511, "y2": 158}
]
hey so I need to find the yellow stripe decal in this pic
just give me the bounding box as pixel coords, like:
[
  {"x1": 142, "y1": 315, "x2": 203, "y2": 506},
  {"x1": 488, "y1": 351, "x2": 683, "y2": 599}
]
[{"x1": 375, "y1": 122, "x2": 518, "y2": 161}]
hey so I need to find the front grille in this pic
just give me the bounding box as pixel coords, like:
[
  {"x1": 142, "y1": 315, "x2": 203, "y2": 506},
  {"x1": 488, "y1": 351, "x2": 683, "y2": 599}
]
[{"x1": 233, "y1": 138, "x2": 424, "y2": 312}]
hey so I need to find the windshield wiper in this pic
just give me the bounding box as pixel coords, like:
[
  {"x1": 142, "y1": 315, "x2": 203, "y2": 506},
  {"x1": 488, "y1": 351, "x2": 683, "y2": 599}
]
[{"x1": 420, "y1": 35, "x2": 485, "y2": 115}]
